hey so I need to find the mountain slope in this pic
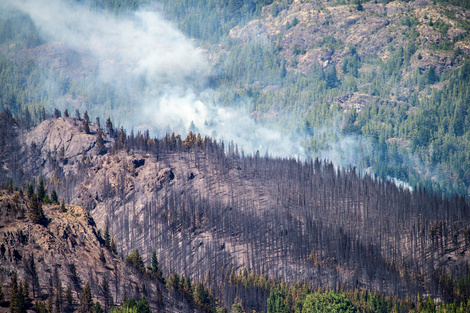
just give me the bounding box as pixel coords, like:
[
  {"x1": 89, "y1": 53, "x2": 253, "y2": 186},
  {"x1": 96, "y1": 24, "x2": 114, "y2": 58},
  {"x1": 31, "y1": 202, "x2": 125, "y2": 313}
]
[
  {"x1": 2, "y1": 115, "x2": 469, "y2": 311},
  {"x1": 0, "y1": 187, "x2": 203, "y2": 313},
  {"x1": 2, "y1": 0, "x2": 470, "y2": 196}
]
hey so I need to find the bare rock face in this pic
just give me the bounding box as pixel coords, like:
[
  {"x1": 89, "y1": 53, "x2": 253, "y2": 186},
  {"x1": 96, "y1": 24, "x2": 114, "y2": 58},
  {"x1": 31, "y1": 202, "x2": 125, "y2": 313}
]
[{"x1": 23, "y1": 117, "x2": 111, "y2": 161}]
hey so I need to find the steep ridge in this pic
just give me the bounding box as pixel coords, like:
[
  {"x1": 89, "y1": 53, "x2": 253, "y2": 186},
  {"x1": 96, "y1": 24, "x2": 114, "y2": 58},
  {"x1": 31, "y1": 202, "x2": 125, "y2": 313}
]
[{"x1": 4, "y1": 116, "x2": 468, "y2": 310}]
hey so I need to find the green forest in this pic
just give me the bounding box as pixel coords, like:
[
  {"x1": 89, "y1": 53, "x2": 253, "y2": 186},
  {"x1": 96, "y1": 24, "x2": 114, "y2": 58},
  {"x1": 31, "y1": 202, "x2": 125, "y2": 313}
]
[{"x1": 2, "y1": 0, "x2": 470, "y2": 196}]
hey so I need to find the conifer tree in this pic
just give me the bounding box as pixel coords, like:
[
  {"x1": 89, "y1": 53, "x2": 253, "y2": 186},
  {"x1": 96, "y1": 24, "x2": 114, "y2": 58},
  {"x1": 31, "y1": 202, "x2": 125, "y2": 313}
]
[
  {"x1": 83, "y1": 111, "x2": 89, "y2": 123},
  {"x1": 10, "y1": 272, "x2": 19, "y2": 313},
  {"x1": 47, "y1": 276, "x2": 54, "y2": 313},
  {"x1": 28, "y1": 194, "x2": 46, "y2": 225},
  {"x1": 78, "y1": 283, "x2": 93, "y2": 313},
  {"x1": 27, "y1": 183, "x2": 34, "y2": 198},
  {"x1": 99, "y1": 277, "x2": 113, "y2": 313},
  {"x1": 24, "y1": 253, "x2": 39, "y2": 298},
  {"x1": 22, "y1": 280, "x2": 31, "y2": 309},
  {"x1": 37, "y1": 177, "x2": 46, "y2": 202},
  {"x1": 110, "y1": 238, "x2": 117, "y2": 254},
  {"x1": 51, "y1": 190, "x2": 59, "y2": 205},
  {"x1": 92, "y1": 302, "x2": 103, "y2": 313},
  {"x1": 16, "y1": 280, "x2": 25, "y2": 313},
  {"x1": 64, "y1": 286, "x2": 73, "y2": 313},
  {"x1": 150, "y1": 251, "x2": 162, "y2": 279},
  {"x1": 105, "y1": 118, "x2": 113, "y2": 137},
  {"x1": 83, "y1": 119, "x2": 90, "y2": 134},
  {"x1": 96, "y1": 129, "x2": 106, "y2": 155},
  {"x1": 126, "y1": 249, "x2": 145, "y2": 274},
  {"x1": 54, "y1": 281, "x2": 63, "y2": 313},
  {"x1": 104, "y1": 226, "x2": 110, "y2": 249}
]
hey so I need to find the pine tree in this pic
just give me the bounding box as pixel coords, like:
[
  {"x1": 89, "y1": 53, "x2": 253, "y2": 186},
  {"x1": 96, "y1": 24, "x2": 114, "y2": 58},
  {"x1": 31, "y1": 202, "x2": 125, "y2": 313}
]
[
  {"x1": 110, "y1": 238, "x2": 117, "y2": 254},
  {"x1": 126, "y1": 249, "x2": 145, "y2": 274},
  {"x1": 104, "y1": 226, "x2": 110, "y2": 249},
  {"x1": 61, "y1": 200, "x2": 66, "y2": 212},
  {"x1": 105, "y1": 118, "x2": 113, "y2": 136},
  {"x1": 63, "y1": 109, "x2": 69, "y2": 118},
  {"x1": 65, "y1": 286, "x2": 73, "y2": 313},
  {"x1": 54, "y1": 281, "x2": 63, "y2": 313},
  {"x1": 10, "y1": 272, "x2": 19, "y2": 313},
  {"x1": 28, "y1": 194, "x2": 46, "y2": 225},
  {"x1": 51, "y1": 190, "x2": 59, "y2": 205},
  {"x1": 24, "y1": 253, "x2": 39, "y2": 298},
  {"x1": 22, "y1": 280, "x2": 31, "y2": 309},
  {"x1": 47, "y1": 276, "x2": 54, "y2": 313},
  {"x1": 83, "y1": 119, "x2": 90, "y2": 134},
  {"x1": 83, "y1": 111, "x2": 89, "y2": 122},
  {"x1": 27, "y1": 183, "x2": 34, "y2": 198},
  {"x1": 96, "y1": 129, "x2": 106, "y2": 155},
  {"x1": 99, "y1": 277, "x2": 113, "y2": 313},
  {"x1": 78, "y1": 283, "x2": 93, "y2": 313},
  {"x1": 37, "y1": 177, "x2": 46, "y2": 202},
  {"x1": 92, "y1": 302, "x2": 103, "y2": 313},
  {"x1": 188, "y1": 120, "x2": 198, "y2": 133},
  {"x1": 150, "y1": 251, "x2": 162, "y2": 279},
  {"x1": 17, "y1": 280, "x2": 25, "y2": 313}
]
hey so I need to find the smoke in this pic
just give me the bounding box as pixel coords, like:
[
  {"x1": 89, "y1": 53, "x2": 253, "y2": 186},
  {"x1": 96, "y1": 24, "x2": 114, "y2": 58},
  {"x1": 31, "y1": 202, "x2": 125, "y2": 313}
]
[{"x1": 4, "y1": 0, "x2": 304, "y2": 158}]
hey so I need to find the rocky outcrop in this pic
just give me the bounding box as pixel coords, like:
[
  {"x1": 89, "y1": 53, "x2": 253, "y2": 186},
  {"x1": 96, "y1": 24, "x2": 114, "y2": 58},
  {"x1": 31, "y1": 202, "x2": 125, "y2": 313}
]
[
  {"x1": 231, "y1": 0, "x2": 468, "y2": 77},
  {"x1": 0, "y1": 190, "x2": 202, "y2": 313},
  {"x1": 23, "y1": 117, "x2": 111, "y2": 161}
]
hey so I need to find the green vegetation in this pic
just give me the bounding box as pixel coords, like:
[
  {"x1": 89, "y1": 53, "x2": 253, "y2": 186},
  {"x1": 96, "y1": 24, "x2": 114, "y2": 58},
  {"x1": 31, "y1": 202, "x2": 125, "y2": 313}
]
[
  {"x1": 2, "y1": 0, "x2": 470, "y2": 196},
  {"x1": 110, "y1": 298, "x2": 150, "y2": 313},
  {"x1": 154, "y1": 0, "x2": 470, "y2": 197}
]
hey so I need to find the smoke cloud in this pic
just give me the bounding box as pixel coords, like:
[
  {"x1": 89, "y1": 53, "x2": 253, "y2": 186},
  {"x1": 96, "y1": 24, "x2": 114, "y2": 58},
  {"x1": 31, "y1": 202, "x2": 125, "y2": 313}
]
[{"x1": 5, "y1": 0, "x2": 304, "y2": 157}]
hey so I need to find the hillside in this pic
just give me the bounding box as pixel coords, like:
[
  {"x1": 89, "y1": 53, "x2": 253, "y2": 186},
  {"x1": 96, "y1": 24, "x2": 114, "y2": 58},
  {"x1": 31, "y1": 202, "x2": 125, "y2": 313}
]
[
  {"x1": 1, "y1": 0, "x2": 470, "y2": 196},
  {"x1": 0, "y1": 186, "x2": 204, "y2": 313},
  {"x1": 1, "y1": 0, "x2": 470, "y2": 311},
  {"x1": 2, "y1": 114, "x2": 470, "y2": 311}
]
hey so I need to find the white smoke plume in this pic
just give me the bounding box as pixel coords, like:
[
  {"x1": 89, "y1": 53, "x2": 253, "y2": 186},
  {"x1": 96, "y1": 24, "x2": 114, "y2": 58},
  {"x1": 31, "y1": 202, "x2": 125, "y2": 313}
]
[{"x1": 5, "y1": 0, "x2": 304, "y2": 157}]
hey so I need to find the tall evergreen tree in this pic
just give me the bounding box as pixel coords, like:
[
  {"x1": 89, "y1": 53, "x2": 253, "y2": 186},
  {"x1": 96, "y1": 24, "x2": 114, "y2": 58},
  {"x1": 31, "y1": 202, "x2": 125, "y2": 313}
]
[
  {"x1": 54, "y1": 281, "x2": 63, "y2": 313},
  {"x1": 83, "y1": 119, "x2": 90, "y2": 134},
  {"x1": 150, "y1": 251, "x2": 162, "y2": 279},
  {"x1": 64, "y1": 286, "x2": 73, "y2": 313},
  {"x1": 78, "y1": 283, "x2": 93, "y2": 313},
  {"x1": 51, "y1": 190, "x2": 59, "y2": 205},
  {"x1": 28, "y1": 193, "x2": 46, "y2": 225},
  {"x1": 47, "y1": 276, "x2": 53, "y2": 313},
  {"x1": 10, "y1": 272, "x2": 19, "y2": 313},
  {"x1": 96, "y1": 128, "x2": 106, "y2": 155},
  {"x1": 104, "y1": 225, "x2": 110, "y2": 249},
  {"x1": 24, "y1": 253, "x2": 39, "y2": 298},
  {"x1": 37, "y1": 177, "x2": 46, "y2": 202},
  {"x1": 99, "y1": 277, "x2": 113, "y2": 313}
]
